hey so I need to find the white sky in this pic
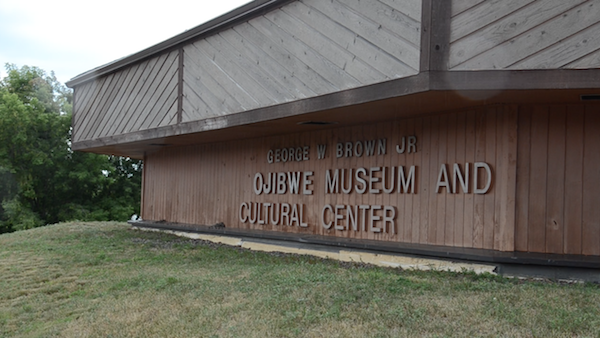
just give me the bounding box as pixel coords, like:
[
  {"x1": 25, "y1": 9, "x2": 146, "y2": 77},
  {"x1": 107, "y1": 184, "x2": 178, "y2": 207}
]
[{"x1": 0, "y1": 0, "x2": 251, "y2": 85}]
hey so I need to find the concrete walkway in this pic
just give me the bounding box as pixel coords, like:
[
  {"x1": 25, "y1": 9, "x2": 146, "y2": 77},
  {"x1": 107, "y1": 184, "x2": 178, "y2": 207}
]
[{"x1": 132, "y1": 226, "x2": 497, "y2": 274}]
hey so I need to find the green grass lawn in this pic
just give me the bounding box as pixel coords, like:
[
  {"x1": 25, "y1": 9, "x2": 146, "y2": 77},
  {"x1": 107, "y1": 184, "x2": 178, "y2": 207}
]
[{"x1": 1, "y1": 222, "x2": 599, "y2": 337}]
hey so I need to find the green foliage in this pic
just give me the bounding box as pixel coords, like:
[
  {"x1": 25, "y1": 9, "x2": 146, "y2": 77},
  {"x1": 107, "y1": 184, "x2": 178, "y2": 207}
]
[
  {"x1": 0, "y1": 64, "x2": 142, "y2": 232},
  {"x1": 1, "y1": 198, "x2": 43, "y2": 231}
]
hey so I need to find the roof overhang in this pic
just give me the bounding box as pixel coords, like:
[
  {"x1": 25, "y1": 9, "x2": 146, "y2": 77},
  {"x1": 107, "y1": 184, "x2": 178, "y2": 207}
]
[{"x1": 72, "y1": 69, "x2": 600, "y2": 159}]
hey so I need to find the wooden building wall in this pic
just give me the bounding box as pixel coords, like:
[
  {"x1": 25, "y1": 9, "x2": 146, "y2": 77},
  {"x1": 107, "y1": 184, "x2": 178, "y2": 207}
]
[
  {"x1": 515, "y1": 104, "x2": 600, "y2": 256},
  {"x1": 71, "y1": 0, "x2": 422, "y2": 143},
  {"x1": 142, "y1": 105, "x2": 520, "y2": 252},
  {"x1": 182, "y1": 0, "x2": 421, "y2": 123},
  {"x1": 72, "y1": 51, "x2": 180, "y2": 143},
  {"x1": 450, "y1": 0, "x2": 600, "y2": 70}
]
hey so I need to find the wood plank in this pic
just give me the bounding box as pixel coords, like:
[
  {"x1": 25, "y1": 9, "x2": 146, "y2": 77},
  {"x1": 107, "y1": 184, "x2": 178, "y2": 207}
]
[
  {"x1": 209, "y1": 31, "x2": 297, "y2": 101},
  {"x1": 123, "y1": 52, "x2": 180, "y2": 133},
  {"x1": 92, "y1": 59, "x2": 157, "y2": 139},
  {"x1": 284, "y1": 1, "x2": 413, "y2": 79},
  {"x1": 233, "y1": 21, "x2": 337, "y2": 95},
  {"x1": 73, "y1": 81, "x2": 94, "y2": 120},
  {"x1": 457, "y1": 1, "x2": 600, "y2": 70},
  {"x1": 123, "y1": 51, "x2": 179, "y2": 132},
  {"x1": 218, "y1": 27, "x2": 315, "y2": 99},
  {"x1": 498, "y1": 105, "x2": 518, "y2": 252},
  {"x1": 515, "y1": 106, "x2": 531, "y2": 252},
  {"x1": 378, "y1": 0, "x2": 422, "y2": 22},
  {"x1": 410, "y1": 117, "x2": 422, "y2": 244},
  {"x1": 269, "y1": 8, "x2": 384, "y2": 85},
  {"x1": 341, "y1": 0, "x2": 421, "y2": 47},
  {"x1": 257, "y1": 10, "x2": 362, "y2": 90},
  {"x1": 493, "y1": 107, "x2": 505, "y2": 251},
  {"x1": 565, "y1": 46, "x2": 600, "y2": 68},
  {"x1": 363, "y1": 124, "x2": 377, "y2": 242},
  {"x1": 202, "y1": 34, "x2": 280, "y2": 105},
  {"x1": 564, "y1": 105, "x2": 584, "y2": 255},
  {"x1": 449, "y1": 0, "x2": 586, "y2": 68},
  {"x1": 472, "y1": 109, "x2": 486, "y2": 249},
  {"x1": 483, "y1": 107, "x2": 497, "y2": 250},
  {"x1": 183, "y1": 47, "x2": 246, "y2": 114},
  {"x1": 444, "y1": 113, "x2": 457, "y2": 246},
  {"x1": 545, "y1": 106, "x2": 566, "y2": 254},
  {"x1": 463, "y1": 110, "x2": 476, "y2": 247},
  {"x1": 453, "y1": 111, "x2": 466, "y2": 247},
  {"x1": 451, "y1": 0, "x2": 486, "y2": 17},
  {"x1": 300, "y1": 131, "x2": 315, "y2": 234},
  {"x1": 187, "y1": 41, "x2": 260, "y2": 109},
  {"x1": 84, "y1": 70, "x2": 130, "y2": 140},
  {"x1": 436, "y1": 113, "x2": 448, "y2": 245},
  {"x1": 96, "y1": 57, "x2": 165, "y2": 139},
  {"x1": 181, "y1": 86, "x2": 212, "y2": 122},
  {"x1": 374, "y1": 123, "x2": 388, "y2": 241},
  {"x1": 582, "y1": 106, "x2": 600, "y2": 255},
  {"x1": 155, "y1": 93, "x2": 180, "y2": 128},
  {"x1": 309, "y1": 0, "x2": 420, "y2": 70},
  {"x1": 98, "y1": 67, "x2": 145, "y2": 138},
  {"x1": 77, "y1": 73, "x2": 120, "y2": 141},
  {"x1": 428, "y1": 115, "x2": 439, "y2": 245},
  {"x1": 511, "y1": 22, "x2": 600, "y2": 69},
  {"x1": 528, "y1": 106, "x2": 549, "y2": 253},
  {"x1": 83, "y1": 63, "x2": 144, "y2": 140},
  {"x1": 419, "y1": 116, "x2": 432, "y2": 244},
  {"x1": 400, "y1": 118, "x2": 414, "y2": 242},
  {"x1": 74, "y1": 79, "x2": 103, "y2": 141},
  {"x1": 72, "y1": 81, "x2": 98, "y2": 140},
  {"x1": 450, "y1": 0, "x2": 534, "y2": 43}
]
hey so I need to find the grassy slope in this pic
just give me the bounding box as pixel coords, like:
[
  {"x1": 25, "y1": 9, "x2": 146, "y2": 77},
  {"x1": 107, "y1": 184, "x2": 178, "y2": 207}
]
[{"x1": 0, "y1": 222, "x2": 599, "y2": 338}]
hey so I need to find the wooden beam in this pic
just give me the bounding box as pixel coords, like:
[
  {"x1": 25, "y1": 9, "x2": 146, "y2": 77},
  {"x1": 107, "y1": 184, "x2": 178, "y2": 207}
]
[{"x1": 428, "y1": 0, "x2": 451, "y2": 71}]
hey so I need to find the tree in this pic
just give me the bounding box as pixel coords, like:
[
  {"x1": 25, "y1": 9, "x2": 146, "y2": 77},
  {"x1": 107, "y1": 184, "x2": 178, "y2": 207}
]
[{"x1": 0, "y1": 64, "x2": 142, "y2": 233}]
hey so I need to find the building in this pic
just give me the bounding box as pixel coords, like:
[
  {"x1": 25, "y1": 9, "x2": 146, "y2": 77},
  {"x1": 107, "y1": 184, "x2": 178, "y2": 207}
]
[{"x1": 67, "y1": 0, "x2": 600, "y2": 269}]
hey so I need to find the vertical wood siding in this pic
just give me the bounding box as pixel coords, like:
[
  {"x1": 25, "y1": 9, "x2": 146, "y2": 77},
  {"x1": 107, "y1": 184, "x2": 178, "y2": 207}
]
[
  {"x1": 449, "y1": 0, "x2": 600, "y2": 70},
  {"x1": 181, "y1": 0, "x2": 421, "y2": 122},
  {"x1": 72, "y1": 51, "x2": 179, "y2": 143},
  {"x1": 142, "y1": 106, "x2": 518, "y2": 252},
  {"x1": 515, "y1": 104, "x2": 600, "y2": 255}
]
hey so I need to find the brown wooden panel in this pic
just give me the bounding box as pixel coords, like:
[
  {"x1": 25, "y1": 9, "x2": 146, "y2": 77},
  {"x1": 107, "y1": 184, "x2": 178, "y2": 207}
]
[
  {"x1": 140, "y1": 106, "x2": 522, "y2": 252},
  {"x1": 498, "y1": 105, "x2": 518, "y2": 252},
  {"x1": 419, "y1": 115, "x2": 432, "y2": 244},
  {"x1": 77, "y1": 75, "x2": 113, "y2": 141},
  {"x1": 453, "y1": 111, "x2": 466, "y2": 247},
  {"x1": 94, "y1": 62, "x2": 154, "y2": 139},
  {"x1": 463, "y1": 110, "x2": 476, "y2": 248},
  {"x1": 86, "y1": 65, "x2": 144, "y2": 141},
  {"x1": 493, "y1": 107, "x2": 505, "y2": 251},
  {"x1": 472, "y1": 110, "x2": 486, "y2": 249},
  {"x1": 428, "y1": 115, "x2": 440, "y2": 245},
  {"x1": 564, "y1": 106, "x2": 584, "y2": 255},
  {"x1": 436, "y1": 113, "x2": 448, "y2": 245},
  {"x1": 515, "y1": 106, "x2": 532, "y2": 251},
  {"x1": 410, "y1": 117, "x2": 422, "y2": 244},
  {"x1": 582, "y1": 107, "x2": 600, "y2": 255},
  {"x1": 445, "y1": 113, "x2": 457, "y2": 246},
  {"x1": 483, "y1": 107, "x2": 497, "y2": 250},
  {"x1": 72, "y1": 52, "x2": 180, "y2": 143},
  {"x1": 545, "y1": 106, "x2": 566, "y2": 254},
  {"x1": 527, "y1": 106, "x2": 549, "y2": 253}
]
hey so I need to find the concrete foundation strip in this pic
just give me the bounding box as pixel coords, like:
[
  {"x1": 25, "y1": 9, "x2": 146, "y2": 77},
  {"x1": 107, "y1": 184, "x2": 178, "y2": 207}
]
[{"x1": 132, "y1": 226, "x2": 497, "y2": 274}]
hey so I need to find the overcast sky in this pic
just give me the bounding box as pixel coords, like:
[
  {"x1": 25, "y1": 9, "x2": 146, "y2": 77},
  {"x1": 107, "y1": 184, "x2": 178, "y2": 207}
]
[{"x1": 0, "y1": 0, "x2": 251, "y2": 85}]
